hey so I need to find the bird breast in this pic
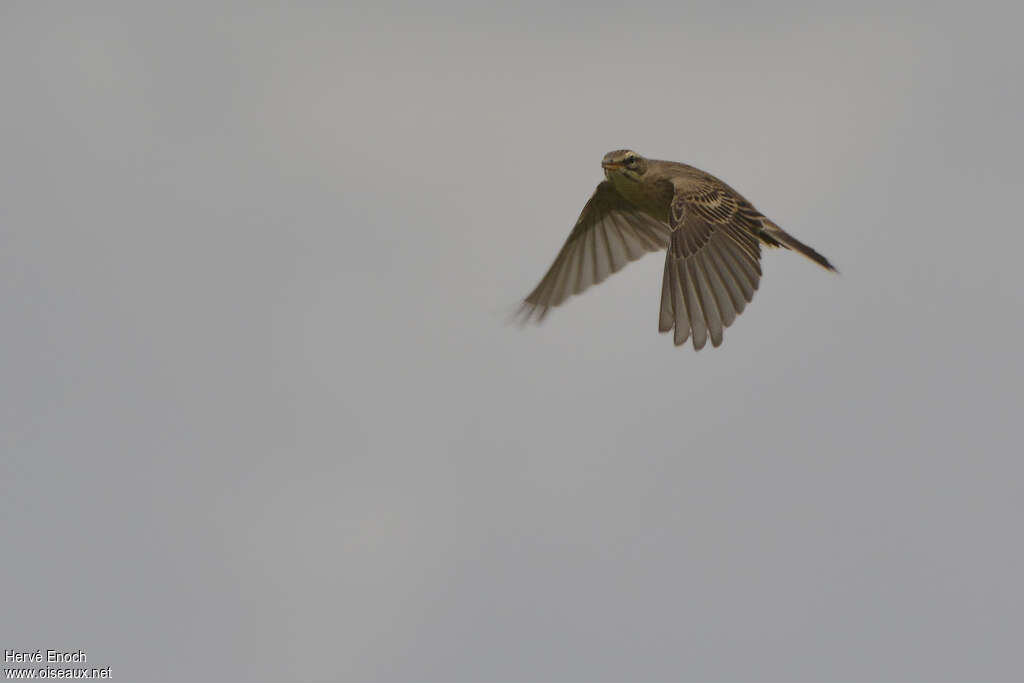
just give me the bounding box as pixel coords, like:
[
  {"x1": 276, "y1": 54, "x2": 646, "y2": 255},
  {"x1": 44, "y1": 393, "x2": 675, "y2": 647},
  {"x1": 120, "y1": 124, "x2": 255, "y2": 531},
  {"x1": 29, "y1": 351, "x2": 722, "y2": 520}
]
[{"x1": 611, "y1": 173, "x2": 670, "y2": 222}]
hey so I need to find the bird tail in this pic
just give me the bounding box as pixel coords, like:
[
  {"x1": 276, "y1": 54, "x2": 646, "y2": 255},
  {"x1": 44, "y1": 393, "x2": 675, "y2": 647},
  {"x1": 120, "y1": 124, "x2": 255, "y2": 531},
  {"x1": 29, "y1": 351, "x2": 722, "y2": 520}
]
[{"x1": 760, "y1": 220, "x2": 837, "y2": 272}]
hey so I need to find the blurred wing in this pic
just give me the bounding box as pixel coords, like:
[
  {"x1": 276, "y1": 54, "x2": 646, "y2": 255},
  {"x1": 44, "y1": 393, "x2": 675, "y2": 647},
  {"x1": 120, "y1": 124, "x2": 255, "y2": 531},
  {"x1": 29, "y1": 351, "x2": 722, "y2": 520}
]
[
  {"x1": 519, "y1": 181, "x2": 670, "y2": 322},
  {"x1": 660, "y1": 190, "x2": 763, "y2": 350}
]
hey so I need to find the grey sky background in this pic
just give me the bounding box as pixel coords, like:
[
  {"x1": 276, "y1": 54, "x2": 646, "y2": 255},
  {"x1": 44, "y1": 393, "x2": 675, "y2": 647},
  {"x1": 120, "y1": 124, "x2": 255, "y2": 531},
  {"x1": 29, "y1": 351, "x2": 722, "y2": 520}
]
[{"x1": 2, "y1": 2, "x2": 1021, "y2": 681}]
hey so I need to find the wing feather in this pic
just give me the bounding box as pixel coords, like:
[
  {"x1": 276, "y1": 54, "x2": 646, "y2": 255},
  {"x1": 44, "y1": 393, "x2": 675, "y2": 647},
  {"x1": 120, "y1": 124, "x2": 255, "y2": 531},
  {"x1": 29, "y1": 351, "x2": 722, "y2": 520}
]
[
  {"x1": 670, "y1": 252, "x2": 690, "y2": 346},
  {"x1": 659, "y1": 186, "x2": 764, "y2": 350},
  {"x1": 520, "y1": 182, "x2": 670, "y2": 321},
  {"x1": 659, "y1": 254, "x2": 674, "y2": 333},
  {"x1": 705, "y1": 237, "x2": 748, "y2": 314},
  {"x1": 699, "y1": 250, "x2": 735, "y2": 329}
]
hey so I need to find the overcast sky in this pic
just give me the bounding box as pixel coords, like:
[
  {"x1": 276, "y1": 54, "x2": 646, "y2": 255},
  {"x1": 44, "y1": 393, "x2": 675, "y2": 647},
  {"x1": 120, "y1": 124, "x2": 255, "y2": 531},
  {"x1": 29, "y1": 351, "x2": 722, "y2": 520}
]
[{"x1": 2, "y1": 2, "x2": 1022, "y2": 681}]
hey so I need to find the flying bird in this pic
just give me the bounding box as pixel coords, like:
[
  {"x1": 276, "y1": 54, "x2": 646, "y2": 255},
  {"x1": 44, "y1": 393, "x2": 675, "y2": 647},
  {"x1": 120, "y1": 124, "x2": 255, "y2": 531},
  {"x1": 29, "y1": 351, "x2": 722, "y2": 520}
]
[{"x1": 519, "y1": 150, "x2": 837, "y2": 350}]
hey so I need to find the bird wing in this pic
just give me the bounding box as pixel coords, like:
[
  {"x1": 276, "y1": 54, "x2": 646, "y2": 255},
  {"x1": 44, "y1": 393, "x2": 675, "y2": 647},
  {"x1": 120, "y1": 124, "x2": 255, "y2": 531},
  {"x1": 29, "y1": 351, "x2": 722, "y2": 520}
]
[
  {"x1": 660, "y1": 188, "x2": 763, "y2": 350},
  {"x1": 519, "y1": 181, "x2": 671, "y2": 322},
  {"x1": 686, "y1": 180, "x2": 837, "y2": 271}
]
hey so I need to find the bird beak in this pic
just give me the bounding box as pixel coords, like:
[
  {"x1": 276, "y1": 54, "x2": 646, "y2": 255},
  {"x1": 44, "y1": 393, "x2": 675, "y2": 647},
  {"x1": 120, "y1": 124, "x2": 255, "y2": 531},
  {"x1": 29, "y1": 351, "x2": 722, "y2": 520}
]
[{"x1": 601, "y1": 161, "x2": 620, "y2": 170}]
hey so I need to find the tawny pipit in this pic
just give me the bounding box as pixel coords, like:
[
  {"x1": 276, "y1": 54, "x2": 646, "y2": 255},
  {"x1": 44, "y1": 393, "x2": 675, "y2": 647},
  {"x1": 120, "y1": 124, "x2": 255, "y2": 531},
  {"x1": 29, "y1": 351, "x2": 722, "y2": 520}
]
[{"x1": 520, "y1": 150, "x2": 837, "y2": 350}]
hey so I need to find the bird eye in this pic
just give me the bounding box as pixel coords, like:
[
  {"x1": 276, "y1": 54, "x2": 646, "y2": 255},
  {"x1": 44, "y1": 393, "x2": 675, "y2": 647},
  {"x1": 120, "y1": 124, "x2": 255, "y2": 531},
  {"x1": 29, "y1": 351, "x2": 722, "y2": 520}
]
[{"x1": 626, "y1": 157, "x2": 638, "y2": 166}]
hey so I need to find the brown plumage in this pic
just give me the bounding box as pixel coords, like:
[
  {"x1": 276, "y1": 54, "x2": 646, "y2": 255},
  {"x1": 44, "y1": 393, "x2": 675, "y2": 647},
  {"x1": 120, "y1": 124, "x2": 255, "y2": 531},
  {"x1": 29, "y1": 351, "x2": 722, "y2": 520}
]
[{"x1": 519, "y1": 149, "x2": 837, "y2": 350}]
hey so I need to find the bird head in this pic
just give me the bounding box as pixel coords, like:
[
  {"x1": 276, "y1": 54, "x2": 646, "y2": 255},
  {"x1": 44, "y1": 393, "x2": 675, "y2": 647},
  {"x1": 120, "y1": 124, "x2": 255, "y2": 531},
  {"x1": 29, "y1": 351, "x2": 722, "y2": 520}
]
[{"x1": 601, "y1": 149, "x2": 647, "y2": 182}]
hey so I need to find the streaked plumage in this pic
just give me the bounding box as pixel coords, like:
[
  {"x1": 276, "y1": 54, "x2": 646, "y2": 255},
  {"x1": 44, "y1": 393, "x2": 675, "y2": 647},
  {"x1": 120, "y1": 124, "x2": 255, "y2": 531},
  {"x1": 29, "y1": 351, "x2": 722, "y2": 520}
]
[{"x1": 519, "y1": 150, "x2": 836, "y2": 350}]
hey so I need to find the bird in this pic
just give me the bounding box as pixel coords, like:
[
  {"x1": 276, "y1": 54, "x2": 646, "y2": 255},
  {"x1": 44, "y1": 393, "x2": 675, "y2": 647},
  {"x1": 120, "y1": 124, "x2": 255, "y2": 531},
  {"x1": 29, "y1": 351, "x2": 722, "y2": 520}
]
[{"x1": 518, "y1": 149, "x2": 837, "y2": 350}]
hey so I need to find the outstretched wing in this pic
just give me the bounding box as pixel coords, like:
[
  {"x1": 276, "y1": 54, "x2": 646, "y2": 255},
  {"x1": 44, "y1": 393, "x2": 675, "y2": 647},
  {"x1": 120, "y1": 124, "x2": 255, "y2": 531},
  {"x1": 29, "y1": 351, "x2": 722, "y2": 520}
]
[
  {"x1": 660, "y1": 189, "x2": 763, "y2": 350},
  {"x1": 519, "y1": 181, "x2": 670, "y2": 322}
]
